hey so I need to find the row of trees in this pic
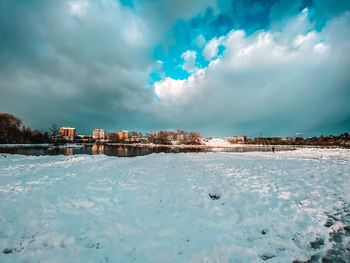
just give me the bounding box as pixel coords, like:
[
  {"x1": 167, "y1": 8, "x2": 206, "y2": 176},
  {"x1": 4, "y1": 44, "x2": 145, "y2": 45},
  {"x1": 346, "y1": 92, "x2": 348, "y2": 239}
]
[
  {"x1": 248, "y1": 133, "x2": 350, "y2": 147},
  {"x1": 2, "y1": 112, "x2": 349, "y2": 147},
  {"x1": 0, "y1": 113, "x2": 51, "y2": 144},
  {"x1": 147, "y1": 129, "x2": 203, "y2": 145}
]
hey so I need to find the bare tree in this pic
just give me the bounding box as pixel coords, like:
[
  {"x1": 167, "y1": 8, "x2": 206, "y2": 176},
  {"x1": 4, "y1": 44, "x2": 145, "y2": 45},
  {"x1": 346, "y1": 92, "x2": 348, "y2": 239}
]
[
  {"x1": 131, "y1": 131, "x2": 139, "y2": 137},
  {"x1": 49, "y1": 124, "x2": 59, "y2": 137},
  {"x1": 108, "y1": 132, "x2": 118, "y2": 142},
  {"x1": 147, "y1": 129, "x2": 203, "y2": 145},
  {"x1": 187, "y1": 131, "x2": 203, "y2": 145}
]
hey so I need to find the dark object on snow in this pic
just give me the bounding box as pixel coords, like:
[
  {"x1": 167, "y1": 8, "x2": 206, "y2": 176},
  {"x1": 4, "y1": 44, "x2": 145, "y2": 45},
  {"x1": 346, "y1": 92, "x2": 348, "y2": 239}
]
[
  {"x1": 3, "y1": 248, "x2": 13, "y2": 254},
  {"x1": 346, "y1": 242, "x2": 350, "y2": 252},
  {"x1": 324, "y1": 219, "x2": 333, "y2": 227},
  {"x1": 272, "y1": 146, "x2": 275, "y2": 153},
  {"x1": 321, "y1": 257, "x2": 333, "y2": 263},
  {"x1": 208, "y1": 193, "x2": 220, "y2": 200},
  {"x1": 310, "y1": 238, "x2": 324, "y2": 249},
  {"x1": 260, "y1": 253, "x2": 276, "y2": 260},
  {"x1": 293, "y1": 255, "x2": 319, "y2": 263},
  {"x1": 261, "y1": 229, "x2": 268, "y2": 235}
]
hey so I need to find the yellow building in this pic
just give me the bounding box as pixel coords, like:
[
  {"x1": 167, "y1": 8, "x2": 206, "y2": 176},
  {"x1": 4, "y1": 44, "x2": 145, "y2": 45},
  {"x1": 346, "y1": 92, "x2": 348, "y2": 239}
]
[
  {"x1": 59, "y1": 127, "x2": 76, "y2": 138},
  {"x1": 117, "y1": 130, "x2": 128, "y2": 140},
  {"x1": 93, "y1": 129, "x2": 106, "y2": 140},
  {"x1": 122, "y1": 131, "x2": 128, "y2": 140}
]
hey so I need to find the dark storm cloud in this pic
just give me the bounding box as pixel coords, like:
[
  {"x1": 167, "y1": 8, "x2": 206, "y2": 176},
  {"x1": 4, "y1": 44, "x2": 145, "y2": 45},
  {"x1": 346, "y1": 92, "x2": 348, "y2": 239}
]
[
  {"x1": 0, "y1": 0, "x2": 222, "y2": 134},
  {"x1": 0, "y1": 0, "x2": 157, "y2": 133}
]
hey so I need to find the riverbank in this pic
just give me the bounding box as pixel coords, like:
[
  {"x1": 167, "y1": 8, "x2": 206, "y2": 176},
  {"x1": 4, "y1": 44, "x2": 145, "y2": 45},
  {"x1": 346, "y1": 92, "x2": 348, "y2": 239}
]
[
  {"x1": 106, "y1": 143, "x2": 299, "y2": 151},
  {"x1": 0, "y1": 142, "x2": 345, "y2": 150},
  {"x1": 0, "y1": 143, "x2": 299, "y2": 157}
]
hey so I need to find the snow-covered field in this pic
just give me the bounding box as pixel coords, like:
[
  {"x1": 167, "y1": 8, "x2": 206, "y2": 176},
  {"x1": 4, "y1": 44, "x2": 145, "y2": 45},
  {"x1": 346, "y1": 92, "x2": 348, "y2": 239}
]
[{"x1": 0, "y1": 149, "x2": 350, "y2": 262}]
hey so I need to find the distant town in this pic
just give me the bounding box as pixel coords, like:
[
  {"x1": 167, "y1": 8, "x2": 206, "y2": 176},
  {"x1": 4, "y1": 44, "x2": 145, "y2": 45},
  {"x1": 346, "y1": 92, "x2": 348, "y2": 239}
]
[{"x1": 1, "y1": 113, "x2": 350, "y2": 148}]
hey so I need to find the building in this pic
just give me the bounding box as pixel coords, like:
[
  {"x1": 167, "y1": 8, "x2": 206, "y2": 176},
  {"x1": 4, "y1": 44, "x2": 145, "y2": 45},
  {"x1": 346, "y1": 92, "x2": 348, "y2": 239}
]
[
  {"x1": 122, "y1": 131, "x2": 128, "y2": 140},
  {"x1": 93, "y1": 129, "x2": 106, "y2": 140},
  {"x1": 117, "y1": 131, "x2": 123, "y2": 140},
  {"x1": 59, "y1": 127, "x2": 76, "y2": 138},
  {"x1": 117, "y1": 130, "x2": 129, "y2": 140}
]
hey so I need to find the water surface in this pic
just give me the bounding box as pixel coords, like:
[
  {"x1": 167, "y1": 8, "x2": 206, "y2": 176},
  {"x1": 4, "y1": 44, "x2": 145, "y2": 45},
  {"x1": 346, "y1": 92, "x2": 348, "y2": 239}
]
[{"x1": 0, "y1": 144, "x2": 295, "y2": 156}]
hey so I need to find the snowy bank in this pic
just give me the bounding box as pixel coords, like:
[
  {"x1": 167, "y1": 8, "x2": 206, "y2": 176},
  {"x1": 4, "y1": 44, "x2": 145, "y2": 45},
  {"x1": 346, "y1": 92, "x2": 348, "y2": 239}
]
[
  {"x1": 203, "y1": 137, "x2": 238, "y2": 147},
  {"x1": 0, "y1": 144, "x2": 83, "y2": 148},
  {"x1": 0, "y1": 144, "x2": 51, "y2": 148}
]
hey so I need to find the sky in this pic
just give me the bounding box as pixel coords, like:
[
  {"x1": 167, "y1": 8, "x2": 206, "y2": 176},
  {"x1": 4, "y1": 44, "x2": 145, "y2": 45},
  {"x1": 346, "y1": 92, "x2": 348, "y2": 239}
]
[{"x1": 0, "y1": 0, "x2": 349, "y2": 137}]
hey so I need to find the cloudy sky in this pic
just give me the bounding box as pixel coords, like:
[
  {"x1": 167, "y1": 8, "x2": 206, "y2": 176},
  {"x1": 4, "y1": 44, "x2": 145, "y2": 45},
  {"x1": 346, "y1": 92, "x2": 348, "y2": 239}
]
[{"x1": 1, "y1": 0, "x2": 349, "y2": 137}]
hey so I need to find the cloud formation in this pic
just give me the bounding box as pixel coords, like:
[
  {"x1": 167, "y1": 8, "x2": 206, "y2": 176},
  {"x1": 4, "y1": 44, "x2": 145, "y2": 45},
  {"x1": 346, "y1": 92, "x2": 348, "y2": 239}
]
[
  {"x1": 0, "y1": 0, "x2": 349, "y2": 136},
  {"x1": 153, "y1": 9, "x2": 350, "y2": 136},
  {"x1": 0, "y1": 0, "x2": 156, "y2": 132},
  {"x1": 181, "y1": 50, "x2": 198, "y2": 73},
  {"x1": 202, "y1": 37, "x2": 223, "y2": 61}
]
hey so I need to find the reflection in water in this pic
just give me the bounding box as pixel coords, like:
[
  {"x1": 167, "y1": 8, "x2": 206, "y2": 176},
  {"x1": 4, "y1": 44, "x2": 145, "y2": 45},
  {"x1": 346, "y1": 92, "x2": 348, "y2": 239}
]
[
  {"x1": 92, "y1": 145, "x2": 105, "y2": 155},
  {"x1": 0, "y1": 144, "x2": 296, "y2": 157},
  {"x1": 116, "y1": 146, "x2": 128, "y2": 152},
  {"x1": 66, "y1": 148, "x2": 74, "y2": 155}
]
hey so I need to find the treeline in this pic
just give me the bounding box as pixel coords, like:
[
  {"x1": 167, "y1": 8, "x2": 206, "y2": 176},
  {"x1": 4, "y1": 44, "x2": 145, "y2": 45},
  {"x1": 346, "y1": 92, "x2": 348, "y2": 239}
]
[
  {"x1": 0, "y1": 113, "x2": 50, "y2": 144},
  {"x1": 248, "y1": 133, "x2": 350, "y2": 148},
  {"x1": 147, "y1": 130, "x2": 203, "y2": 145}
]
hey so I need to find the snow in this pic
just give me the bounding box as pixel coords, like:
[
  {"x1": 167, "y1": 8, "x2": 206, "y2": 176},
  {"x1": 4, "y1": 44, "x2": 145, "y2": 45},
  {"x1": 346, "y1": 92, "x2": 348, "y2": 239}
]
[
  {"x1": 57, "y1": 144, "x2": 84, "y2": 148},
  {"x1": 0, "y1": 148, "x2": 350, "y2": 262},
  {"x1": 203, "y1": 138, "x2": 235, "y2": 147}
]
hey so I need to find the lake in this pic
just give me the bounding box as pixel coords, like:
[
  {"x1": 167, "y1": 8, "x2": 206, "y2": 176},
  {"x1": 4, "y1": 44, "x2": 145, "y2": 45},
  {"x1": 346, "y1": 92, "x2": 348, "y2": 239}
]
[{"x1": 0, "y1": 144, "x2": 296, "y2": 157}]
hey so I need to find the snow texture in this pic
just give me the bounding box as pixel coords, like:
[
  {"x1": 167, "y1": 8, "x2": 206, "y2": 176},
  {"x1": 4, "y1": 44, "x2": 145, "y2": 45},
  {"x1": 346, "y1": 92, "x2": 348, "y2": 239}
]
[
  {"x1": 203, "y1": 138, "x2": 234, "y2": 147},
  {"x1": 0, "y1": 148, "x2": 350, "y2": 262}
]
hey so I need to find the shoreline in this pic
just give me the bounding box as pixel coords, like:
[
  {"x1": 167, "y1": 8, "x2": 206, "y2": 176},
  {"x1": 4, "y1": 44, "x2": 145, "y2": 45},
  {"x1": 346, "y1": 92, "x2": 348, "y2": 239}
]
[
  {"x1": 0, "y1": 143, "x2": 346, "y2": 150},
  {"x1": 106, "y1": 143, "x2": 298, "y2": 150}
]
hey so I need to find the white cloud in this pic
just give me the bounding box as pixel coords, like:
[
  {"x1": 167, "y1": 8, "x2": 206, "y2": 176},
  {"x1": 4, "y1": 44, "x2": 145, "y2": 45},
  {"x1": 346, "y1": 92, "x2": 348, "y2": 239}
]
[
  {"x1": 181, "y1": 50, "x2": 197, "y2": 73},
  {"x1": 202, "y1": 37, "x2": 224, "y2": 61},
  {"x1": 68, "y1": 0, "x2": 88, "y2": 16},
  {"x1": 155, "y1": 78, "x2": 187, "y2": 100},
  {"x1": 293, "y1": 31, "x2": 316, "y2": 48},
  {"x1": 154, "y1": 11, "x2": 335, "y2": 101},
  {"x1": 154, "y1": 69, "x2": 206, "y2": 102},
  {"x1": 195, "y1": 34, "x2": 206, "y2": 48},
  {"x1": 152, "y1": 11, "x2": 350, "y2": 135},
  {"x1": 313, "y1": 42, "x2": 329, "y2": 53}
]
